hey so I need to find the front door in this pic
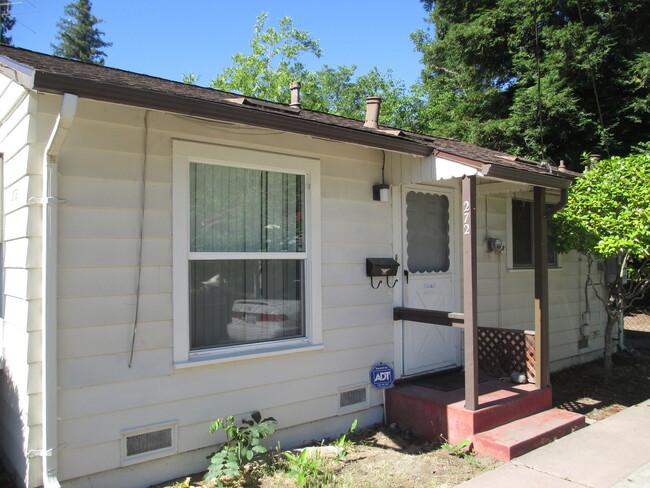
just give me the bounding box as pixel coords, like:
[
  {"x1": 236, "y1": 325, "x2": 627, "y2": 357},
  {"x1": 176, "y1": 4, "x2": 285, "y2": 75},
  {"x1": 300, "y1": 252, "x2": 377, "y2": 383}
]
[{"x1": 402, "y1": 186, "x2": 462, "y2": 376}]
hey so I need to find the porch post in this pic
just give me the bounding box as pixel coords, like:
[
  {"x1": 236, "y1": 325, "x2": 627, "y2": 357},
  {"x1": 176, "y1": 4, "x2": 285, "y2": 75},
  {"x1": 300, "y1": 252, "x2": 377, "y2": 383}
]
[
  {"x1": 533, "y1": 186, "x2": 550, "y2": 388},
  {"x1": 462, "y1": 175, "x2": 479, "y2": 410}
]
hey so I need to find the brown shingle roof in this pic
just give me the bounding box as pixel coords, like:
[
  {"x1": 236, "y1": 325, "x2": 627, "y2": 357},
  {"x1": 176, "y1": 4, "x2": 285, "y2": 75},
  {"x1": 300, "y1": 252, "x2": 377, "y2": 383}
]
[{"x1": 0, "y1": 45, "x2": 575, "y2": 187}]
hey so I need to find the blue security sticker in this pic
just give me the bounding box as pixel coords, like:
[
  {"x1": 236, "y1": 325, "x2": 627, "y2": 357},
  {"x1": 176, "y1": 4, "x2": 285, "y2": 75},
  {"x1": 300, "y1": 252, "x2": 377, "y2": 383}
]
[{"x1": 370, "y1": 363, "x2": 395, "y2": 389}]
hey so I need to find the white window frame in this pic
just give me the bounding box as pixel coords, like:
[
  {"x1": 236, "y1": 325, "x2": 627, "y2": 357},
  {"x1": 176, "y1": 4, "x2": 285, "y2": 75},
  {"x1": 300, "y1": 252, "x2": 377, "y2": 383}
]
[
  {"x1": 172, "y1": 141, "x2": 322, "y2": 366},
  {"x1": 506, "y1": 195, "x2": 560, "y2": 270}
]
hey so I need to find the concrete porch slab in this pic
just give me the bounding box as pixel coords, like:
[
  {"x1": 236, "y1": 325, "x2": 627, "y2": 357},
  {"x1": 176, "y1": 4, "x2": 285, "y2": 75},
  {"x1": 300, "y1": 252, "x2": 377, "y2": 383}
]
[{"x1": 386, "y1": 379, "x2": 552, "y2": 445}]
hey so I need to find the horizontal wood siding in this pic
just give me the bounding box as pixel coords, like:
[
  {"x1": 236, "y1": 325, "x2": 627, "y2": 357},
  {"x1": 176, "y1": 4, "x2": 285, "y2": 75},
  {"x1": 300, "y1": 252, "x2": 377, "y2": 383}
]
[
  {"x1": 385, "y1": 154, "x2": 606, "y2": 371},
  {"x1": 473, "y1": 191, "x2": 606, "y2": 370},
  {"x1": 4, "y1": 89, "x2": 606, "y2": 486},
  {"x1": 0, "y1": 76, "x2": 45, "y2": 488},
  {"x1": 54, "y1": 99, "x2": 393, "y2": 482}
]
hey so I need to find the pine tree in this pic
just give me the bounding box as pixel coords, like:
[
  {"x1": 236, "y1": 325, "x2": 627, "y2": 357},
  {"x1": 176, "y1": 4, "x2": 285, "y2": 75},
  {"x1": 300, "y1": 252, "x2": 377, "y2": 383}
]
[
  {"x1": 414, "y1": 0, "x2": 650, "y2": 168},
  {"x1": 1, "y1": 1, "x2": 16, "y2": 46},
  {"x1": 52, "y1": 0, "x2": 111, "y2": 65}
]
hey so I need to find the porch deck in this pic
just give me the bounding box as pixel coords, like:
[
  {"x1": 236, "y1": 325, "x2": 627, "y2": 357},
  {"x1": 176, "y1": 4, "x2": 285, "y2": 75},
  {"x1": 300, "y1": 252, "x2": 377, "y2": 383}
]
[
  {"x1": 386, "y1": 378, "x2": 552, "y2": 446},
  {"x1": 385, "y1": 377, "x2": 585, "y2": 460}
]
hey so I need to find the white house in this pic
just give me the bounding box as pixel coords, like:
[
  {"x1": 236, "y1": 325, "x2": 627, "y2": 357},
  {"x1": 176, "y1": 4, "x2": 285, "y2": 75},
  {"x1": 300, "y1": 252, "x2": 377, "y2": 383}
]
[{"x1": 0, "y1": 46, "x2": 610, "y2": 488}]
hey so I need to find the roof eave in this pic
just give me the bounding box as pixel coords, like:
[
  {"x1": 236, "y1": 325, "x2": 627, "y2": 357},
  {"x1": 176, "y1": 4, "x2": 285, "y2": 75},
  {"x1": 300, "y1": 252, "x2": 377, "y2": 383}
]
[
  {"x1": 482, "y1": 164, "x2": 573, "y2": 190},
  {"x1": 434, "y1": 149, "x2": 573, "y2": 189},
  {"x1": 32, "y1": 71, "x2": 433, "y2": 157},
  {"x1": 0, "y1": 55, "x2": 35, "y2": 89}
]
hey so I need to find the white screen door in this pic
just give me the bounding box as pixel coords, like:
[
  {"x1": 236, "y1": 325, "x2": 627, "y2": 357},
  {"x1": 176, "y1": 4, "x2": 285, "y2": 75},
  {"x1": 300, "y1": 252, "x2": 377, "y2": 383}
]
[{"x1": 402, "y1": 187, "x2": 462, "y2": 376}]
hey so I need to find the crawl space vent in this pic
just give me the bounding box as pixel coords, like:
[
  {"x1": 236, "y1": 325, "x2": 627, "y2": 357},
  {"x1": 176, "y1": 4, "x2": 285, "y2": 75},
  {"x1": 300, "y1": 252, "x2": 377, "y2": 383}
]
[
  {"x1": 339, "y1": 386, "x2": 368, "y2": 414},
  {"x1": 126, "y1": 428, "x2": 172, "y2": 456},
  {"x1": 122, "y1": 422, "x2": 177, "y2": 464}
]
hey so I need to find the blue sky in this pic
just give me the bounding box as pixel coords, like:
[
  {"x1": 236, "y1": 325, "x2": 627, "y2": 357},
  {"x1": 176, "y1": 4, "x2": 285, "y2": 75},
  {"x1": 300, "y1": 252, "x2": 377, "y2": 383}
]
[{"x1": 10, "y1": 0, "x2": 432, "y2": 87}]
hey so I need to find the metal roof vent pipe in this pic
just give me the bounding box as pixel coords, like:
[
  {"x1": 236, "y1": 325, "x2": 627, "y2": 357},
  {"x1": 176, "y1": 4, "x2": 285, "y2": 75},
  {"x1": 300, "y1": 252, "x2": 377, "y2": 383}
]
[
  {"x1": 588, "y1": 153, "x2": 602, "y2": 170},
  {"x1": 364, "y1": 96, "x2": 382, "y2": 129},
  {"x1": 290, "y1": 81, "x2": 301, "y2": 108}
]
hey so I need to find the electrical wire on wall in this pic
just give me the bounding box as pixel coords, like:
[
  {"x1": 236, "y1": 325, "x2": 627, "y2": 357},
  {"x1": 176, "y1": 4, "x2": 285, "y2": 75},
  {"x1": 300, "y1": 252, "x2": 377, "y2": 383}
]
[
  {"x1": 578, "y1": 254, "x2": 591, "y2": 343},
  {"x1": 129, "y1": 110, "x2": 150, "y2": 368}
]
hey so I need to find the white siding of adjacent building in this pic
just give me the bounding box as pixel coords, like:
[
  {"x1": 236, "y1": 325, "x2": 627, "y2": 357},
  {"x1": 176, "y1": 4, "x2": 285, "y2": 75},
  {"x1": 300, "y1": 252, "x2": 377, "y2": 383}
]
[{"x1": 0, "y1": 75, "x2": 47, "y2": 488}]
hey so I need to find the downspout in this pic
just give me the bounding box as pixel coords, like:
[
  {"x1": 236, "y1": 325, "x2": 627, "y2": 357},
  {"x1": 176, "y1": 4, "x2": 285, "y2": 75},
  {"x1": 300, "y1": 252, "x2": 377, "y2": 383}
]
[{"x1": 40, "y1": 93, "x2": 78, "y2": 488}]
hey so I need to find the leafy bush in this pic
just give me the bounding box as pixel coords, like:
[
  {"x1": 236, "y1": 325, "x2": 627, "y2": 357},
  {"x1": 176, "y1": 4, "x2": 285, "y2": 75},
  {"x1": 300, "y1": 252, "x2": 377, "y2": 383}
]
[
  {"x1": 283, "y1": 448, "x2": 330, "y2": 487},
  {"x1": 441, "y1": 438, "x2": 473, "y2": 459},
  {"x1": 204, "y1": 411, "x2": 277, "y2": 485}
]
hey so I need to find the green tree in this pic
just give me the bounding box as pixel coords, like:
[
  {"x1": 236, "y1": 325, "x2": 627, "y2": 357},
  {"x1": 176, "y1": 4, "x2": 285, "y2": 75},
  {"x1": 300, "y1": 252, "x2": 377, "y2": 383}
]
[
  {"x1": 553, "y1": 153, "x2": 650, "y2": 375},
  {"x1": 205, "y1": 13, "x2": 424, "y2": 130},
  {"x1": 414, "y1": 0, "x2": 650, "y2": 169},
  {"x1": 210, "y1": 13, "x2": 322, "y2": 104},
  {"x1": 1, "y1": 1, "x2": 16, "y2": 46},
  {"x1": 52, "y1": 0, "x2": 111, "y2": 65}
]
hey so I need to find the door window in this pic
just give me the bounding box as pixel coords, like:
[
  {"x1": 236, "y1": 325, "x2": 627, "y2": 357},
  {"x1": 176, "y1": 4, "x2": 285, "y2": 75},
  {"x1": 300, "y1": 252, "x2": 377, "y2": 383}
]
[{"x1": 405, "y1": 191, "x2": 450, "y2": 273}]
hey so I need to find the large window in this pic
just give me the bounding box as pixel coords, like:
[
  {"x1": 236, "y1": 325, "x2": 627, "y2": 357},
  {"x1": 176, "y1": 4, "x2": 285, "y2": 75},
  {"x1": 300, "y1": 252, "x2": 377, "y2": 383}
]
[
  {"x1": 510, "y1": 198, "x2": 558, "y2": 268},
  {"x1": 189, "y1": 164, "x2": 305, "y2": 349},
  {"x1": 173, "y1": 142, "x2": 321, "y2": 363}
]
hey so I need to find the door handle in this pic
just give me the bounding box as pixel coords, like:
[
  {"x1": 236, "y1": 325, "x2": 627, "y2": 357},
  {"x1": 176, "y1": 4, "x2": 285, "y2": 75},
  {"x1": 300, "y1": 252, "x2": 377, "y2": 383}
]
[{"x1": 404, "y1": 270, "x2": 409, "y2": 284}]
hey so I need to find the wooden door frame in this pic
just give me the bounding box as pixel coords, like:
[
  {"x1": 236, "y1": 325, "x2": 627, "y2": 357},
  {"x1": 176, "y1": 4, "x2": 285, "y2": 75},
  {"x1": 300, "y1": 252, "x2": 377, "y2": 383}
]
[{"x1": 395, "y1": 182, "x2": 463, "y2": 377}]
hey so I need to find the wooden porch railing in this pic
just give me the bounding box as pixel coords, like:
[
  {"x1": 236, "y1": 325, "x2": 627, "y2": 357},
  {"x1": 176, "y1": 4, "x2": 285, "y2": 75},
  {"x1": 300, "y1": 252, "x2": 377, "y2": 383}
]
[
  {"x1": 393, "y1": 307, "x2": 537, "y2": 382},
  {"x1": 393, "y1": 307, "x2": 465, "y2": 327},
  {"x1": 477, "y1": 327, "x2": 536, "y2": 382}
]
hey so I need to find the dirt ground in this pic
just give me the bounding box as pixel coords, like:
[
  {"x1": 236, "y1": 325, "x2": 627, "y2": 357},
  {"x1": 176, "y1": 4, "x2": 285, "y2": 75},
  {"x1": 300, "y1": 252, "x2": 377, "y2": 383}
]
[
  {"x1": 151, "y1": 324, "x2": 650, "y2": 488},
  {"x1": 552, "y1": 319, "x2": 650, "y2": 422},
  {"x1": 151, "y1": 424, "x2": 502, "y2": 488},
  {"x1": 2, "y1": 323, "x2": 649, "y2": 488}
]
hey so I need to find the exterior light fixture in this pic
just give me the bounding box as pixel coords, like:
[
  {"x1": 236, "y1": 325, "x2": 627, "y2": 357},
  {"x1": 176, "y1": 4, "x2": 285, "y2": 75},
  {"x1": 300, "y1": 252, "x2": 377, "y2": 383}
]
[{"x1": 373, "y1": 184, "x2": 390, "y2": 202}]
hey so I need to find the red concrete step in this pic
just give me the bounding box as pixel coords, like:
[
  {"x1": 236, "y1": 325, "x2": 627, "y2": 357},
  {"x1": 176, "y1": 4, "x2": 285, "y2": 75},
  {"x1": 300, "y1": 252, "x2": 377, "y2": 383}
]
[
  {"x1": 386, "y1": 380, "x2": 552, "y2": 445},
  {"x1": 472, "y1": 408, "x2": 586, "y2": 461}
]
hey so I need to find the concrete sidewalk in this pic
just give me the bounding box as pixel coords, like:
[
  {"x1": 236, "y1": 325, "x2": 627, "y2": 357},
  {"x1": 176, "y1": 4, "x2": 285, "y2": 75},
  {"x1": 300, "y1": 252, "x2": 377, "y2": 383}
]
[{"x1": 457, "y1": 398, "x2": 650, "y2": 487}]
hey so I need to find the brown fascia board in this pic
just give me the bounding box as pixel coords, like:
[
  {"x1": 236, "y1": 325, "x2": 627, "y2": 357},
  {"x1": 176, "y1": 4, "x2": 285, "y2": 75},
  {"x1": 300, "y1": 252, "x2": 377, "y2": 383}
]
[
  {"x1": 482, "y1": 164, "x2": 572, "y2": 190},
  {"x1": 435, "y1": 149, "x2": 572, "y2": 189},
  {"x1": 31, "y1": 71, "x2": 432, "y2": 157},
  {"x1": 434, "y1": 149, "x2": 484, "y2": 169}
]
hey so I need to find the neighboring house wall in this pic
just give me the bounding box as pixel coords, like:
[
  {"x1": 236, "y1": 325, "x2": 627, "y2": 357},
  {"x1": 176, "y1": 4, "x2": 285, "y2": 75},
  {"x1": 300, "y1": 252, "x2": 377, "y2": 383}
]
[{"x1": 0, "y1": 77, "x2": 46, "y2": 488}]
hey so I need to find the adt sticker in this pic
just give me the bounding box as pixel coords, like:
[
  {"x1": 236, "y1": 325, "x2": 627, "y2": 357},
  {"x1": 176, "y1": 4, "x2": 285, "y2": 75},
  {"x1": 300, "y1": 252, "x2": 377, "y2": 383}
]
[{"x1": 370, "y1": 363, "x2": 395, "y2": 389}]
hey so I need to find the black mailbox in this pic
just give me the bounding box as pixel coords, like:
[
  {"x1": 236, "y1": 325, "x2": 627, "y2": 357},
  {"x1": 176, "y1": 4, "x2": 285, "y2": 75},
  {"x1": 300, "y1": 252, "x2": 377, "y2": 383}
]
[
  {"x1": 366, "y1": 258, "x2": 400, "y2": 289},
  {"x1": 366, "y1": 258, "x2": 400, "y2": 277}
]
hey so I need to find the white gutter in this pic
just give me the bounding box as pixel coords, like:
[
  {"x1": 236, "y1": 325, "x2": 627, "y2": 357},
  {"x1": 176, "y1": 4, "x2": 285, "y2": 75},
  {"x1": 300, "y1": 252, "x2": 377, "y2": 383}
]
[{"x1": 39, "y1": 93, "x2": 77, "y2": 488}]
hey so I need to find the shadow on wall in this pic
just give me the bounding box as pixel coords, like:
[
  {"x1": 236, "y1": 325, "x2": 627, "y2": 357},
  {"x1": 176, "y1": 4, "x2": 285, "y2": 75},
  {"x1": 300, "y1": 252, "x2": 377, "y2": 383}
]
[{"x1": 0, "y1": 365, "x2": 27, "y2": 488}]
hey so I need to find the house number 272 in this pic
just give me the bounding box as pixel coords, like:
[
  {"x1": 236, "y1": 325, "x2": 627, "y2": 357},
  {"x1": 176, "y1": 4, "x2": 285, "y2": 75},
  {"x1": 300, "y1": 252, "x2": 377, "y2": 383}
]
[{"x1": 463, "y1": 200, "x2": 471, "y2": 235}]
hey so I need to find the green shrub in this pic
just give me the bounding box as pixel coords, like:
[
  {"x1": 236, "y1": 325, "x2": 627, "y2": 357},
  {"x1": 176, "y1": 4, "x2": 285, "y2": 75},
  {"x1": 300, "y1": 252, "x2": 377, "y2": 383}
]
[{"x1": 204, "y1": 411, "x2": 277, "y2": 486}]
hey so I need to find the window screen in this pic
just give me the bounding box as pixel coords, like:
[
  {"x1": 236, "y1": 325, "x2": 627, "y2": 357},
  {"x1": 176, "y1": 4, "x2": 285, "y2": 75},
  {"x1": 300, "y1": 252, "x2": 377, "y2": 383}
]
[
  {"x1": 406, "y1": 191, "x2": 450, "y2": 273},
  {"x1": 511, "y1": 199, "x2": 558, "y2": 268},
  {"x1": 189, "y1": 163, "x2": 306, "y2": 349}
]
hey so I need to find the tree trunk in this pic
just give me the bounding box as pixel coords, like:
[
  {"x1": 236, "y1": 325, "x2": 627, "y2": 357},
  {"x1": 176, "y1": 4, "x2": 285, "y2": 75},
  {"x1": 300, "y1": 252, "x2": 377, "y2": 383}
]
[{"x1": 603, "y1": 309, "x2": 620, "y2": 379}]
